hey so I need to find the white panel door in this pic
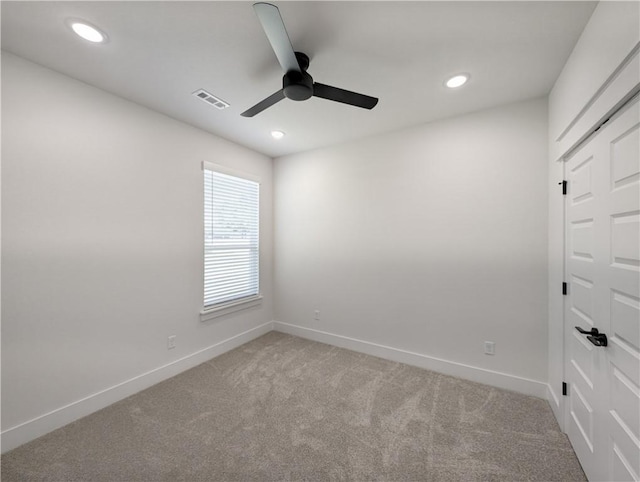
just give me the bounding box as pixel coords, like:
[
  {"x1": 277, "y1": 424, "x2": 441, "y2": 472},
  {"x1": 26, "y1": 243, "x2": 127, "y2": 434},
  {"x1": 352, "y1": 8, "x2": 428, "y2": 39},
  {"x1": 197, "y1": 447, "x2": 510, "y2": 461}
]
[{"x1": 564, "y1": 95, "x2": 640, "y2": 482}]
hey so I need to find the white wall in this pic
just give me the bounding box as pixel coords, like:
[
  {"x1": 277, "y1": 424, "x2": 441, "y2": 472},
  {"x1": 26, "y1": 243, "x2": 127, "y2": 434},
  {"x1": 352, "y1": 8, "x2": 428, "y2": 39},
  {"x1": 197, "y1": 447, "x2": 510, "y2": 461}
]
[
  {"x1": 274, "y1": 98, "x2": 549, "y2": 394},
  {"x1": 547, "y1": 1, "x2": 640, "y2": 423},
  {"x1": 1, "y1": 52, "x2": 274, "y2": 449}
]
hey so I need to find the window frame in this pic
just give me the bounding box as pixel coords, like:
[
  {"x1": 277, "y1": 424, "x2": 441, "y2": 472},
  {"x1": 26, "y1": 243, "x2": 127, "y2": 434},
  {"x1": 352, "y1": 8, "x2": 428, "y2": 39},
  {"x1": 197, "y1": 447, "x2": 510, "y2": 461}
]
[{"x1": 200, "y1": 161, "x2": 262, "y2": 321}]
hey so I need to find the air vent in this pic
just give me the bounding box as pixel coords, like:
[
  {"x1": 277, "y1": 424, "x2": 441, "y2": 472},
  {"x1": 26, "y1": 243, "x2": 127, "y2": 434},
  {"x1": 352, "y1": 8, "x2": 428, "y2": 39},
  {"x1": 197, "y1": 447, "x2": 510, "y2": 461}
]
[{"x1": 193, "y1": 89, "x2": 230, "y2": 110}]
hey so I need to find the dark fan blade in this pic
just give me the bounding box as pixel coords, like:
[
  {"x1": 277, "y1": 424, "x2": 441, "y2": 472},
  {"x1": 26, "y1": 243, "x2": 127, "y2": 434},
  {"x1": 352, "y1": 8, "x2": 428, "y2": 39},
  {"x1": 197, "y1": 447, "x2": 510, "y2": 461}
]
[
  {"x1": 313, "y1": 83, "x2": 378, "y2": 110},
  {"x1": 253, "y1": 3, "x2": 301, "y2": 74},
  {"x1": 241, "y1": 89, "x2": 286, "y2": 117}
]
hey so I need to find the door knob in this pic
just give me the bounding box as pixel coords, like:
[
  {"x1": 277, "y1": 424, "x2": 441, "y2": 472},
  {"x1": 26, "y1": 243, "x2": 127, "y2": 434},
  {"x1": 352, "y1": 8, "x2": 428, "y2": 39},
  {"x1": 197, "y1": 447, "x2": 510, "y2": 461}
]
[
  {"x1": 575, "y1": 326, "x2": 608, "y2": 347},
  {"x1": 587, "y1": 333, "x2": 608, "y2": 346},
  {"x1": 575, "y1": 326, "x2": 598, "y2": 335}
]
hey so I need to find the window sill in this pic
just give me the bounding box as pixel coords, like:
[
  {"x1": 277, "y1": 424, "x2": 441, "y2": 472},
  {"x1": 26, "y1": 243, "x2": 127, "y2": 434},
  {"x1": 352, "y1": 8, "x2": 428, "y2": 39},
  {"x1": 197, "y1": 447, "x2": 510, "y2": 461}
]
[{"x1": 200, "y1": 295, "x2": 263, "y2": 322}]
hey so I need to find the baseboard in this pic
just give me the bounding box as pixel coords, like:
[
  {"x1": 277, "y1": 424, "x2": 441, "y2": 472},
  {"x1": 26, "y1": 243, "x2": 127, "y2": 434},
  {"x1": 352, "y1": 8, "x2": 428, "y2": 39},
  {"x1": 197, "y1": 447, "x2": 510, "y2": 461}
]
[
  {"x1": 273, "y1": 321, "x2": 547, "y2": 399},
  {"x1": 3, "y1": 320, "x2": 548, "y2": 453},
  {"x1": 1, "y1": 321, "x2": 274, "y2": 453}
]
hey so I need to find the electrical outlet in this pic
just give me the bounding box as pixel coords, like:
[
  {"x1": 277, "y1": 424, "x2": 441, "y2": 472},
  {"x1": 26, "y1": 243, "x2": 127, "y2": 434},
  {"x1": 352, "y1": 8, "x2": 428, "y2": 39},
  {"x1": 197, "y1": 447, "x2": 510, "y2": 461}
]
[
  {"x1": 314, "y1": 310, "x2": 320, "y2": 321},
  {"x1": 167, "y1": 335, "x2": 177, "y2": 350},
  {"x1": 484, "y1": 341, "x2": 495, "y2": 355}
]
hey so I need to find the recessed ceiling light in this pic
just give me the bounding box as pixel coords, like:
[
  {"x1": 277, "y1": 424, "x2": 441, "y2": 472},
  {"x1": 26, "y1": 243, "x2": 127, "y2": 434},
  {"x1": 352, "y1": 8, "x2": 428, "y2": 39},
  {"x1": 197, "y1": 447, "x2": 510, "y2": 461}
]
[
  {"x1": 445, "y1": 74, "x2": 469, "y2": 89},
  {"x1": 271, "y1": 130, "x2": 285, "y2": 140},
  {"x1": 68, "y1": 20, "x2": 107, "y2": 43}
]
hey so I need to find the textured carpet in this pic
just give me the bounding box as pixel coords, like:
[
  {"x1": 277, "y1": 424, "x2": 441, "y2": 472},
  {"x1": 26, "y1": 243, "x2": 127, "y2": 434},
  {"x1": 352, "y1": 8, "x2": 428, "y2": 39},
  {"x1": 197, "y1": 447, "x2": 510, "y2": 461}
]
[{"x1": 2, "y1": 332, "x2": 585, "y2": 481}]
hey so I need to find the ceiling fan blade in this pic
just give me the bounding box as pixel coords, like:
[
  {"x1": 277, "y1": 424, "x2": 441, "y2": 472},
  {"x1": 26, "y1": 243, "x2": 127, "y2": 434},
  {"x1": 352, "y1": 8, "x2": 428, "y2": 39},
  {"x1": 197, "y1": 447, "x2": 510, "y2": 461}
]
[
  {"x1": 313, "y1": 83, "x2": 378, "y2": 110},
  {"x1": 241, "y1": 89, "x2": 286, "y2": 117},
  {"x1": 253, "y1": 3, "x2": 301, "y2": 74}
]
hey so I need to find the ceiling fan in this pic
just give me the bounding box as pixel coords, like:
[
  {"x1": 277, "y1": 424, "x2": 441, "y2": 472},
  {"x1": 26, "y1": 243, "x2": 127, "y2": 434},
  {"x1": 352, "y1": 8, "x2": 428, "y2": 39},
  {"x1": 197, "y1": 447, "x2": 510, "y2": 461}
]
[{"x1": 241, "y1": 2, "x2": 379, "y2": 117}]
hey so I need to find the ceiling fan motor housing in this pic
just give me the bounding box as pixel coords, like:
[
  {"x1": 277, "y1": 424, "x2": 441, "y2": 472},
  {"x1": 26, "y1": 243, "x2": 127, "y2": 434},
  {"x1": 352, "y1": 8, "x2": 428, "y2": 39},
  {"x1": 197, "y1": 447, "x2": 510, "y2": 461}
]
[{"x1": 283, "y1": 70, "x2": 313, "y2": 101}]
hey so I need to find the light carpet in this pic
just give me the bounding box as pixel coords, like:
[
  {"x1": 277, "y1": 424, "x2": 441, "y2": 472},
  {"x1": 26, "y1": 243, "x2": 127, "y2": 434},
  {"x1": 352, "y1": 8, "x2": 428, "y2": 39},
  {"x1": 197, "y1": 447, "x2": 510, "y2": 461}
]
[{"x1": 2, "y1": 332, "x2": 585, "y2": 481}]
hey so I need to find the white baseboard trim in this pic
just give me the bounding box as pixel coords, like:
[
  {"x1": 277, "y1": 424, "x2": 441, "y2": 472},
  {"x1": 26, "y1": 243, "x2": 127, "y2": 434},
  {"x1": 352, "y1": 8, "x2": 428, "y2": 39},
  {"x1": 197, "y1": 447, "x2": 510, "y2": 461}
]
[
  {"x1": 1, "y1": 321, "x2": 274, "y2": 453},
  {"x1": 273, "y1": 321, "x2": 547, "y2": 399},
  {"x1": 3, "y1": 320, "x2": 549, "y2": 453}
]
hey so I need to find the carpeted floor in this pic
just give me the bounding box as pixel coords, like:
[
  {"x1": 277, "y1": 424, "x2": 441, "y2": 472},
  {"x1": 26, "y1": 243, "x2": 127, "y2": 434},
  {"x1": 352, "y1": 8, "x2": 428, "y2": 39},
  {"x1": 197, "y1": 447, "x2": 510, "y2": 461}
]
[{"x1": 2, "y1": 332, "x2": 586, "y2": 481}]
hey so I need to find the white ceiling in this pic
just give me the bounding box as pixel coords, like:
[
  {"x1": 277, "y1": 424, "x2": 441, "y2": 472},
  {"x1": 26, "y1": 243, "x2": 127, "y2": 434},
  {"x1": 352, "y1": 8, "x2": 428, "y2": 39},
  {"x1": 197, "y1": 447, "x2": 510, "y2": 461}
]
[{"x1": 1, "y1": 1, "x2": 597, "y2": 158}]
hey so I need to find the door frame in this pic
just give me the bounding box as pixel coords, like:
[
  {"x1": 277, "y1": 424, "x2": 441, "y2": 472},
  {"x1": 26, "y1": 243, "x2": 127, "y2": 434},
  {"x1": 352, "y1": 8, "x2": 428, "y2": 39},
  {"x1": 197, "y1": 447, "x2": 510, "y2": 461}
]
[
  {"x1": 560, "y1": 86, "x2": 640, "y2": 430},
  {"x1": 560, "y1": 89, "x2": 640, "y2": 482},
  {"x1": 552, "y1": 42, "x2": 640, "y2": 435}
]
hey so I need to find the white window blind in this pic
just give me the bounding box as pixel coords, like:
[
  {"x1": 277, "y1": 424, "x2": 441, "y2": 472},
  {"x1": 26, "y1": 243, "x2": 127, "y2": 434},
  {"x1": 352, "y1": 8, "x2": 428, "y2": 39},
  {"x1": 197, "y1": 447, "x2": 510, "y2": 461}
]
[{"x1": 203, "y1": 166, "x2": 259, "y2": 309}]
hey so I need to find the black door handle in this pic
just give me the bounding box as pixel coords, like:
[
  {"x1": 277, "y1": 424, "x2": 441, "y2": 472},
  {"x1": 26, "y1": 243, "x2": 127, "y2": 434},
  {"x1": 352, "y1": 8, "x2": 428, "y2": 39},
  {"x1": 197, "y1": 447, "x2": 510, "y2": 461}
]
[
  {"x1": 587, "y1": 333, "x2": 608, "y2": 347},
  {"x1": 575, "y1": 326, "x2": 608, "y2": 347},
  {"x1": 575, "y1": 326, "x2": 598, "y2": 335}
]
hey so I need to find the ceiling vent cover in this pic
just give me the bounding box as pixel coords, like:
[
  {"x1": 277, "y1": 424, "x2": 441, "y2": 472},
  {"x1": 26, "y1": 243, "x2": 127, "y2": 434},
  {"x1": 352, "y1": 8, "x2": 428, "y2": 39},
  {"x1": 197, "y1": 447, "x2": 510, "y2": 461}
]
[{"x1": 193, "y1": 89, "x2": 230, "y2": 110}]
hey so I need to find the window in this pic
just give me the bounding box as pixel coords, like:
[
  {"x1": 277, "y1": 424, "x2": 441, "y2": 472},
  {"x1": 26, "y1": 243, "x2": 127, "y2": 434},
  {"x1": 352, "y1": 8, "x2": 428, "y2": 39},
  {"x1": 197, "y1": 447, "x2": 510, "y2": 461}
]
[{"x1": 202, "y1": 162, "x2": 260, "y2": 317}]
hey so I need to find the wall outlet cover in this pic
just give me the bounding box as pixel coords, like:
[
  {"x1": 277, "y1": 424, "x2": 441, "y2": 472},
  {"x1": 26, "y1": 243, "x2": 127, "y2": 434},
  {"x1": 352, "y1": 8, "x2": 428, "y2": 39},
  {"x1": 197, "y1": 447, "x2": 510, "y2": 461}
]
[{"x1": 484, "y1": 341, "x2": 495, "y2": 355}]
